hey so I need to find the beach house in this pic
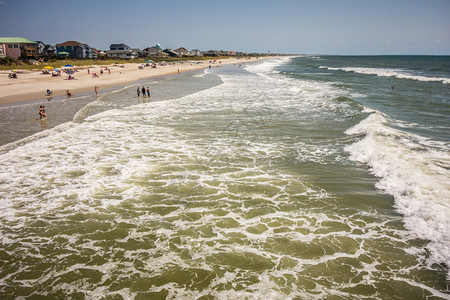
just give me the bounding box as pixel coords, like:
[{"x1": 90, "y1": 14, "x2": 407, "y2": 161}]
[
  {"x1": 0, "y1": 37, "x2": 38, "y2": 59},
  {"x1": 174, "y1": 47, "x2": 190, "y2": 56},
  {"x1": 56, "y1": 41, "x2": 93, "y2": 59},
  {"x1": 163, "y1": 49, "x2": 181, "y2": 57},
  {"x1": 143, "y1": 46, "x2": 169, "y2": 58},
  {"x1": 202, "y1": 50, "x2": 221, "y2": 57},
  {"x1": 106, "y1": 43, "x2": 138, "y2": 59},
  {"x1": 190, "y1": 49, "x2": 203, "y2": 56},
  {"x1": 109, "y1": 43, "x2": 131, "y2": 51},
  {"x1": 36, "y1": 41, "x2": 56, "y2": 58},
  {"x1": 144, "y1": 46, "x2": 159, "y2": 56}
]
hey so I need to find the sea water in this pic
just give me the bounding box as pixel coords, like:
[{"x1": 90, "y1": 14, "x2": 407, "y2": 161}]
[{"x1": 0, "y1": 56, "x2": 449, "y2": 299}]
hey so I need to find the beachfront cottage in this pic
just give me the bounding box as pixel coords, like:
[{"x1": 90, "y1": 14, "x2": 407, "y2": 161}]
[
  {"x1": 0, "y1": 37, "x2": 38, "y2": 59},
  {"x1": 132, "y1": 48, "x2": 146, "y2": 58},
  {"x1": 56, "y1": 41, "x2": 93, "y2": 59},
  {"x1": 143, "y1": 46, "x2": 169, "y2": 58},
  {"x1": 105, "y1": 49, "x2": 138, "y2": 59},
  {"x1": 174, "y1": 47, "x2": 190, "y2": 57},
  {"x1": 144, "y1": 46, "x2": 159, "y2": 56},
  {"x1": 106, "y1": 43, "x2": 138, "y2": 59},
  {"x1": 190, "y1": 49, "x2": 203, "y2": 57},
  {"x1": 36, "y1": 41, "x2": 56, "y2": 58},
  {"x1": 202, "y1": 50, "x2": 221, "y2": 57},
  {"x1": 163, "y1": 49, "x2": 181, "y2": 57},
  {"x1": 90, "y1": 48, "x2": 100, "y2": 59}
]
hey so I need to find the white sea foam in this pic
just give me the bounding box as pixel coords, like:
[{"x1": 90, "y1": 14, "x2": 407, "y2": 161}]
[
  {"x1": 320, "y1": 66, "x2": 450, "y2": 84},
  {"x1": 244, "y1": 57, "x2": 291, "y2": 75},
  {"x1": 193, "y1": 68, "x2": 209, "y2": 78},
  {"x1": 0, "y1": 59, "x2": 448, "y2": 297},
  {"x1": 346, "y1": 112, "x2": 450, "y2": 276}
]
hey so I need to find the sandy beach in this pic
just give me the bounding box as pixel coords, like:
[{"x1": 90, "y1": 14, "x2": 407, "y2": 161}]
[{"x1": 0, "y1": 57, "x2": 259, "y2": 105}]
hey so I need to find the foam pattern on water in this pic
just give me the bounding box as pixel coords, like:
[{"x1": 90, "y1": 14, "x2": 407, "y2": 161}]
[
  {"x1": 346, "y1": 112, "x2": 450, "y2": 277},
  {"x1": 320, "y1": 66, "x2": 450, "y2": 84},
  {"x1": 0, "y1": 60, "x2": 448, "y2": 299}
]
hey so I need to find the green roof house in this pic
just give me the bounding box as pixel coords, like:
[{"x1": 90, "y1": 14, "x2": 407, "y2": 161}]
[{"x1": 0, "y1": 37, "x2": 38, "y2": 59}]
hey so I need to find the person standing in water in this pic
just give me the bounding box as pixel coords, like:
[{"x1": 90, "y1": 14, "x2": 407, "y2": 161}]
[
  {"x1": 147, "y1": 86, "x2": 151, "y2": 98},
  {"x1": 142, "y1": 86, "x2": 146, "y2": 97},
  {"x1": 137, "y1": 87, "x2": 140, "y2": 97},
  {"x1": 38, "y1": 105, "x2": 47, "y2": 119},
  {"x1": 95, "y1": 86, "x2": 99, "y2": 97}
]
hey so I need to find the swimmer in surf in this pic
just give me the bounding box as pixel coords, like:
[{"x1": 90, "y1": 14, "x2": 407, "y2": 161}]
[{"x1": 38, "y1": 105, "x2": 47, "y2": 119}]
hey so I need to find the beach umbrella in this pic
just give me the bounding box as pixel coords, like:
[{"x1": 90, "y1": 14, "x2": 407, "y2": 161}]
[
  {"x1": 64, "y1": 64, "x2": 73, "y2": 67},
  {"x1": 58, "y1": 51, "x2": 70, "y2": 57},
  {"x1": 44, "y1": 66, "x2": 53, "y2": 69}
]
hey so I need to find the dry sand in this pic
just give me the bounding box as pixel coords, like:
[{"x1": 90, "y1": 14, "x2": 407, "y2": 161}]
[{"x1": 0, "y1": 57, "x2": 259, "y2": 105}]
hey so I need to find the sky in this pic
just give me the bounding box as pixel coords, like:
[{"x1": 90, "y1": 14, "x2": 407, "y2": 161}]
[{"x1": 0, "y1": 0, "x2": 449, "y2": 55}]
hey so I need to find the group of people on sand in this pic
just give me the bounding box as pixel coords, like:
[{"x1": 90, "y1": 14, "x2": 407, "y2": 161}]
[
  {"x1": 89, "y1": 67, "x2": 110, "y2": 78},
  {"x1": 137, "y1": 86, "x2": 151, "y2": 98}
]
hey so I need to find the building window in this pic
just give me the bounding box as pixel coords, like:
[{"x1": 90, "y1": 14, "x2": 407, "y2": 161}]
[
  {"x1": 14, "y1": 44, "x2": 18, "y2": 48},
  {"x1": 8, "y1": 44, "x2": 12, "y2": 48}
]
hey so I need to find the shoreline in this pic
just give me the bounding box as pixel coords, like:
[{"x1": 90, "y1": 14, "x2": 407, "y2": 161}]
[{"x1": 0, "y1": 57, "x2": 263, "y2": 106}]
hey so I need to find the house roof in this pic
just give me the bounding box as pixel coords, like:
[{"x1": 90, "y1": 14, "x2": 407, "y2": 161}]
[
  {"x1": 110, "y1": 43, "x2": 130, "y2": 49},
  {"x1": 43, "y1": 45, "x2": 56, "y2": 50},
  {"x1": 0, "y1": 37, "x2": 37, "y2": 44},
  {"x1": 56, "y1": 41, "x2": 83, "y2": 47}
]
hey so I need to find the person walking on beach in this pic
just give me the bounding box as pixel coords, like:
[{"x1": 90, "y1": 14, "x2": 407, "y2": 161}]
[
  {"x1": 95, "y1": 86, "x2": 99, "y2": 97},
  {"x1": 142, "y1": 86, "x2": 146, "y2": 97},
  {"x1": 147, "y1": 86, "x2": 151, "y2": 98},
  {"x1": 137, "y1": 87, "x2": 140, "y2": 97}
]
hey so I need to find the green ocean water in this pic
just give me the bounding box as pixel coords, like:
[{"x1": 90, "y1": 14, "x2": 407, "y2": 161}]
[{"x1": 0, "y1": 56, "x2": 449, "y2": 299}]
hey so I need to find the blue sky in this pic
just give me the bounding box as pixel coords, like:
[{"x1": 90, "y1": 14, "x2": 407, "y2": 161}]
[{"x1": 0, "y1": 0, "x2": 449, "y2": 55}]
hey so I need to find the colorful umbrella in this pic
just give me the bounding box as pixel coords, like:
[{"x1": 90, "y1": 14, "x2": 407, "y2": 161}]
[
  {"x1": 64, "y1": 64, "x2": 73, "y2": 67},
  {"x1": 44, "y1": 66, "x2": 53, "y2": 69}
]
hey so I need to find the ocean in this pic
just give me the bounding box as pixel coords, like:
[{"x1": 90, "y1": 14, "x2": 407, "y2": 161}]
[{"x1": 0, "y1": 56, "x2": 449, "y2": 299}]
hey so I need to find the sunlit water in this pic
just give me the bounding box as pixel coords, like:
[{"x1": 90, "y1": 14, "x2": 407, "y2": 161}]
[{"x1": 0, "y1": 57, "x2": 449, "y2": 299}]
